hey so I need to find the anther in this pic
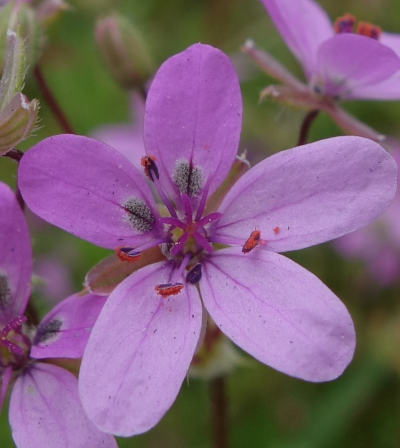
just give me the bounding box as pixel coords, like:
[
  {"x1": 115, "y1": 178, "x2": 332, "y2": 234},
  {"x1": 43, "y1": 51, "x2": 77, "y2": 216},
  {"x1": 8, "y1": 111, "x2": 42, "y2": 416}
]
[
  {"x1": 186, "y1": 263, "x2": 202, "y2": 284},
  {"x1": 115, "y1": 246, "x2": 141, "y2": 262},
  {"x1": 242, "y1": 230, "x2": 262, "y2": 254},
  {"x1": 35, "y1": 319, "x2": 62, "y2": 344},
  {"x1": 141, "y1": 155, "x2": 159, "y2": 181},
  {"x1": 356, "y1": 22, "x2": 381, "y2": 40},
  {"x1": 173, "y1": 159, "x2": 203, "y2": 197},
  {"x1": 333, "y1": 13, "x2": 355, "y2": 34},
  {"x1": 0, "y1": 273, "x2": 11, "y2": 308},
  {"x1": 155, "y1": 282, "x2": 184, "y2": 297},
  {"x1": 123, "y1": 197, "x2": 155, "y2": 232}
]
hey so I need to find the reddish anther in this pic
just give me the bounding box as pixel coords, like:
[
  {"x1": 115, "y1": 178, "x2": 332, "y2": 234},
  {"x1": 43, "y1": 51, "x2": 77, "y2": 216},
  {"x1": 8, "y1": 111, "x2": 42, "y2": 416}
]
[
  {"x1": 356, "y1": 22, "x2": 381, "y2": 40},
  {"x1": 333, "y1": 13, "x2": 356, "y2": 34},
  {"x1": 242, "y1": 230, "x2": 261, "y2": 254},
  {"x1": 141, "y1": 155, "x2": 159, "y2": 181},
  {"x1": 155, "y1": 282, "x2": 184, "y2": 297},
  {"x1": 115, "y1": 246, "x2": 141, "y2": 263}
]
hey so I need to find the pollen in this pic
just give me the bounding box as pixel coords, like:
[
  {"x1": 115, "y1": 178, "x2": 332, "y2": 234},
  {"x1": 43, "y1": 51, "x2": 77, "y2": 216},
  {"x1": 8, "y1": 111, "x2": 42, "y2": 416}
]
[
  {"x1": 273, "y1": 226, "x2": 280, "y2": 235},
  {"x1": 0, "y1": 273, "x2": 10, "y2": 308},
  {"x1": 115, "y1": 246, "x2": 141, "y2": 262},
  {"x1": 155, "y1": 282, "x2": 184, "y2": 297},
  {"x1": 242, "y1": 230, "x2": 262, "y2": 254},
  {"x1": 333, "y1": 13, "x2": 355, "y2": 34},
  {"x1": 173, "y1": 159, "x2": 203, "y2": 197},
  {"x1": 356, "y1": 21, "x2": 381, "y2": 40},
  {"x1": 35, "y1": 319, "x2": 62, "y2": 344},
  {"x1": 124, "y1": 197, "x2": 155, "y2": 233}
]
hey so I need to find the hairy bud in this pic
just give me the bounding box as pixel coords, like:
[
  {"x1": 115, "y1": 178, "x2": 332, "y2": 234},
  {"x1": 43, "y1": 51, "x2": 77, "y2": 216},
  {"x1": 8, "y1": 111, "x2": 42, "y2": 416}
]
[{"x1": 95, "y1": 14, "x2": 153, "y2": 90}]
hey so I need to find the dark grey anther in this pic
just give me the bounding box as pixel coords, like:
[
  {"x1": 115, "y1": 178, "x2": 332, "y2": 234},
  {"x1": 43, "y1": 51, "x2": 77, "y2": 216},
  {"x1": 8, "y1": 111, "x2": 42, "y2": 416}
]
[
  {"x1": 124, "y1": 197, "x2": 155, "y2": 232},
  {"x1": 35, "y1": 319, "x2": 62, "y2": 344},
  {"x1": 0, "y1": 272, "x2": 11, "y2": 308},
  {"x1": 186, "y1": 263, "x2": 202, "y2": 284},
  {"x1": 173, "y1": 159, "x2": 203, "y2": 197}
]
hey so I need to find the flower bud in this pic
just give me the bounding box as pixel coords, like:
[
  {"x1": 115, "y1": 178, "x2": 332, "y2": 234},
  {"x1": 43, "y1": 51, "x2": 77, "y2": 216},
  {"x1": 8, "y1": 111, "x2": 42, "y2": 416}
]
[
  {"x1": 95, "y1": 14, "x2": 153, "y2": 90},
  {"x1": 8, "y1": 1, "x2": 41, "y2": 70},
  {"x1": 0, "y1": 92, "x2": 39, "y2": 155}
]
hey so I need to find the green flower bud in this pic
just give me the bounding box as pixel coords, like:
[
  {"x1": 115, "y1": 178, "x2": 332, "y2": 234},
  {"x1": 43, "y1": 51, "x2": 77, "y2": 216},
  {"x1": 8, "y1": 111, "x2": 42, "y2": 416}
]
[
  {"x1": 0, "y1": 93, "x2": 39, "y2": 155},
  {"x1": 95, "y1": 14, "x2": 153, "y2": 90}
]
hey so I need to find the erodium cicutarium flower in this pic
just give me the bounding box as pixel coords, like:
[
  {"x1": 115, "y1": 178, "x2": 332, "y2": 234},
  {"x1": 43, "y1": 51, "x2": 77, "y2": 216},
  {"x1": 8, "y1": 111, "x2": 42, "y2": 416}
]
[
  {"x1": 259, "y1": 0, "x2": 400, "y2": 101},
  {"x1": 18, "y1": 43, "x2": 397, "y2": 436},
  {"x1": 0, "y1": 182, "x2": 116, "y2": 447}
]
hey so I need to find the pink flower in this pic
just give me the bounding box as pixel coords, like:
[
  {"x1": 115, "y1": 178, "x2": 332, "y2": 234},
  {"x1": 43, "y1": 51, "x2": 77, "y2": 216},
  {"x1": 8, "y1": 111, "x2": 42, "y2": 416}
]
[
  {"x1": 260, "y1": 0, "x2": 400, "y2": 100},
  {"x1": 18, "y1": 43, "x2": 397, "y2": 436},
  {"x1": 0, "y1": 182, "x2": 116, "y2": 447}
]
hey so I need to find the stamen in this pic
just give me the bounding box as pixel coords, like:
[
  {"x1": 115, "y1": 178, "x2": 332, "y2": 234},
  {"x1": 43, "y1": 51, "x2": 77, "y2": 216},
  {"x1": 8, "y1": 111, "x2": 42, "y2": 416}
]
[
  {"x1": 186, "y1": 263, "x2": 202, "y2": 284},
  {"x1": 170, "y1": 233, "x2": 189, "y2": 256},
  {"x1": 141, "y1": 155, "x2": 159, "y2": 181},
  {"x1": 334, "y1": 13, "x2": 356, "y2": 34},
  {"x1": 197, "y1": 212, "x2": 222, "y2": 226},
  {"x1": 159, "y1": 217, "x2": 186, "y2": 229},
  {"x1": 242, "y1": 230, "x2": 262, "y2": 254},
  {"x1": 173, "y1": 159, "x2": 203, "y2": 197},
  {"x1": 155, "y1": 282, "x2": 184, "y2": 297},
  {"x1": 114, "y1": 246, "x2": 141, "y2": 263},
  {"x1": 35, "y1": 319, "x2": 62, "y2": 344},
  {"x1": 193, "y1": 231, "x2": 213, "y2": 253},
  {"x1": 356, "y1": 21, "x2": 381, "y2": 39},
  {"x1": 123, "y1": 197, "x2": 155, "y2": 232},
  {"x1": 0, "y1": 273, "x2": 11, "y2": 308}
]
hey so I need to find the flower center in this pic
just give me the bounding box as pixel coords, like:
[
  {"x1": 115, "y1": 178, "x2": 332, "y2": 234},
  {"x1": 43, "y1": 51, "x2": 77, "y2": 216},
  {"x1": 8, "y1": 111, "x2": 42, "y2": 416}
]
[
  {"x1": 334, "y1": 13, "x2": 381, "y2": 40},
  {"x1": 0, "y1": 315, "x2": 31, "y2": 370}
]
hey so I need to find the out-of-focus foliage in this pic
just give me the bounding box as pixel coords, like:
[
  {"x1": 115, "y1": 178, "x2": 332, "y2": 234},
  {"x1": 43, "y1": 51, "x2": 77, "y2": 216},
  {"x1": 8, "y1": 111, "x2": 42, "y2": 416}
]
[{"x1": 1, "y1": 0, "x2": 400, "y2": 446}]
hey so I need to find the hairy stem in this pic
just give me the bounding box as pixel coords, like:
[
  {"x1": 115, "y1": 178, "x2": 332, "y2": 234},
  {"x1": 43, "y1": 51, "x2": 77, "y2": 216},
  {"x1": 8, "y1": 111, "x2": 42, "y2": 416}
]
[
  {"x1": 34, "y1": 66, "x2": 75, "y2": 134},
  {"x1": 210, "y1": 376, "x2": 228, "y2": 448},
  {"x1": 297, "y1": 109, "x2": 319, "y2": 146}
]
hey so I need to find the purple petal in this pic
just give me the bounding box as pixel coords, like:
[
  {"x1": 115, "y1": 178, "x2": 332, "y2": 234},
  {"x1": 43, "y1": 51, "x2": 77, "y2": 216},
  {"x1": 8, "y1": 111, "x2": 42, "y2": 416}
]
[
  {"x1": 214, "y1": 136, "x2": 397, "y2": 253},
  {"x1": 0, "y1": 182, "x2": 31, "y2": 321},
  {"x1": 347, "y1": 72, "x2": 400, "y2": 100},
  {"x1": 92, "y1": 93, "x2": 145, "y2": 168},
  {"x1": 144, "y1": 43, "x2": 242, "y2": 201},
  {"x1": 79, "y1": 262, "x2": 202, "y2": 436},
  {"x1": 30, "y1": 293, "x2": 107, "y2": 359},
  {"x1": 381, "y1": 32, "x2": 400, "y2": 57},
  {"x1": 202, "y1": 248, "x2": 355, "y2": 382},
  {"x1": 316, "y1": 34, "x2": 400, "y2": 99},
  {"x1": 9, "y1": 363, "x2": 117, "y2": 448},
  {"x1": 18, "y1": 134, "x2": 159, "y2": 249},
  {"x1": 260, "y1": 0, "x2": 333, "y2": 78}
]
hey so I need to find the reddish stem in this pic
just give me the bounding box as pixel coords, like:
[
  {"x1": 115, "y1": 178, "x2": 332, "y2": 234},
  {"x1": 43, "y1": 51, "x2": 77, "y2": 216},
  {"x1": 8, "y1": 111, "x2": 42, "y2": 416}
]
[
  {"x1": 210, "y1": 376, "x2": 229, "y2": 448},
  {"x1": 34, "y1": 66, "x2": 75, "y2": 134},
  {"x1": 297, "y1": 109, "x2": 319, "y2": 146}
]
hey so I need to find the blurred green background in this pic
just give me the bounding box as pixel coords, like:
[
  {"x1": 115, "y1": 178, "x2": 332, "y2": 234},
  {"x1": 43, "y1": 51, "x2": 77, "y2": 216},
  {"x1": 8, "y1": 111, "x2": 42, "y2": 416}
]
[{"x1": 1, "y1": 0, "x2": 400, "y2": 446}]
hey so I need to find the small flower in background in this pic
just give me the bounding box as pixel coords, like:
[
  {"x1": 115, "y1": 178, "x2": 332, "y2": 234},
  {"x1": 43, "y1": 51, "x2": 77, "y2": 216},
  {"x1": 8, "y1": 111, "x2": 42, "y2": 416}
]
[
  {"x1": 18, "y1": 43, "x2": 397, "y2": 436},
  {"x1": 243, "y1": 0, "x2": 400, "y2": 140},
  {"x1": 335, "y1": 142, "x2": 400, "y2": 287},
  {"x1": 0, "y1": 182, "x2": 116, "y2": 447}
]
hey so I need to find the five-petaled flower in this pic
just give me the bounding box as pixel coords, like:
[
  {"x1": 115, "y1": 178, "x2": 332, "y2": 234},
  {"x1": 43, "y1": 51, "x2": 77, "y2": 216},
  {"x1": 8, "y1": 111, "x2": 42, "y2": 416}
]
[
  {"x1": 0, "y1": 182, "x2": 116, "y2": 447},
  {"x1": 18, "y1": 43, "x2": 397, "y2": 436},
  {"x1": 260, "y1": 0, "x2": 400, "y2": 100}
]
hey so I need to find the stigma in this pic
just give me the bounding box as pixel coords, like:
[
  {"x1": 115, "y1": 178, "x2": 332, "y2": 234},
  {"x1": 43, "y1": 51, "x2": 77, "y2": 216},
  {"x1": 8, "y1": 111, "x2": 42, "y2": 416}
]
[{"x1": 0, "y1": 315, "x2": 31, "y2": 369}]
